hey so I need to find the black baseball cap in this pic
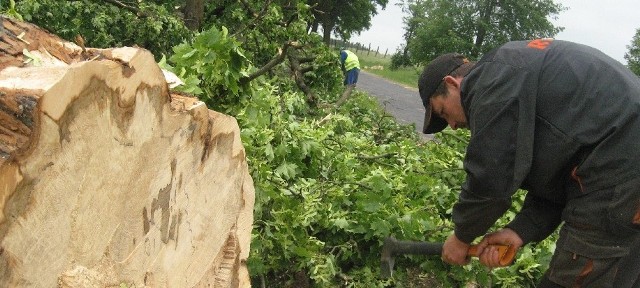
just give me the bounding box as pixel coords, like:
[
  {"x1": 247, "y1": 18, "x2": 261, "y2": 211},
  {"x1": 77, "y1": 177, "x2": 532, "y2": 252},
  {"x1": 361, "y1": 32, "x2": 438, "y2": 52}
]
[{"x1": 418, "y1": 53, "x2": 468, "y2": 134}]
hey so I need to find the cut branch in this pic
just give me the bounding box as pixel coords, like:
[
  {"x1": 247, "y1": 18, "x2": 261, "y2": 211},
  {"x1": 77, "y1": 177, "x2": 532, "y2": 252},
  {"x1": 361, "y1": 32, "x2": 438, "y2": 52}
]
[
  {"x1": 288, "y1": 51, "x2": 317, "y2": 105},
  {"x1": 241, "y1": 41, "x2": 301, "y2": 83}
]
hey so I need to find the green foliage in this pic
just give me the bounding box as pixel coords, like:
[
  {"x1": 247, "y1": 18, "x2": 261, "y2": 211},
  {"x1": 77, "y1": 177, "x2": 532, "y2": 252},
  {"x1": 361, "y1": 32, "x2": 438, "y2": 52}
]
[
  {"x1": 204, "y1": 1, "x2": 307, "y2": 66},
  {"x1": 15, "y1": 0, "x2": 192, "y2": 58},
  {"x1": 1, "y1": 0, "x2": 23, "y2": 20},
  {"x1": 168, "y1": 26, "x2": 251, "y2": 108},
  {"x1": 333, "y1": 0, "x2": 389, "y2": 40},
  {"x1": 288, "y1": 40, "x2": 345, "y2": 104},
  {"x1": 390, "y1": 50, "x2": 413, "y2": 70},
  {"x1": 12, "y1": 0, "x2": 559, "y2": 285},
  {"x1": 403, "y1": 0, "x2": 565, "y2": 64},
  {"x1": 161, "y1": 11, "x2": 555, "y2": 285},
  {"x1": 237, "y1": 83, "x2": 556, "y2": 286},
  {"x1": 308, "y1": 0, "x2": 389, "y2": 43},
  {"x1": 167, "y1": 29, "x2": 555, "y2": 284},
  {"x1": 199, "y1": 1, "x2": 344, "y2": 100},
  {"x1": 242, "y1": 87, "x2": 456, "y2": 286},
  {"x1": 625, "y1": 27, "x2": 640, "y2": 76}
]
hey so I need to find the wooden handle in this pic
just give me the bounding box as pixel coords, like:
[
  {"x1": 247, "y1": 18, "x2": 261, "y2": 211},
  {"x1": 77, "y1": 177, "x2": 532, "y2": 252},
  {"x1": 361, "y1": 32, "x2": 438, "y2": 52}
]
[{"x1": 468, "y1": 244, "x2": 515, "y2": 266}]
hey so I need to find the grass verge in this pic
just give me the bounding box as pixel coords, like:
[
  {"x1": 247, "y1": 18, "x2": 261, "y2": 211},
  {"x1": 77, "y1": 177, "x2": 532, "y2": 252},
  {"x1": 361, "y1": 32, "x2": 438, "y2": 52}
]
[{"x1": 352, "y1": 50, "x2": 421, "y2": 89}]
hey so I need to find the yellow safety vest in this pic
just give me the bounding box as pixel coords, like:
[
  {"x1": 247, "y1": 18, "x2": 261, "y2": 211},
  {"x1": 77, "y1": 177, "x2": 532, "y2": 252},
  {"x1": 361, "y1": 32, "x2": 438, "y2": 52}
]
[{"x1": 343, "y1": 50, "x2": 360, "y2": 71}]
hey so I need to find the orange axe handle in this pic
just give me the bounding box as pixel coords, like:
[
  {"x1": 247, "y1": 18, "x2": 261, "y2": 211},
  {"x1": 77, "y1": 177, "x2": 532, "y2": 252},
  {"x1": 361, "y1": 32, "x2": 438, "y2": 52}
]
[{"x1": 468, "y1": 244, "x2": 515, "y2": 266}]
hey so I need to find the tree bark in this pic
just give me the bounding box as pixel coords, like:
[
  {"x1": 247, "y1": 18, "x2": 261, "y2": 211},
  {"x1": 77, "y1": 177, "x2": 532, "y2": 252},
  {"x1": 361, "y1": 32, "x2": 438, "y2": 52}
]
[
  {"x1": 183, "y1": 0, "x2": 205, "y2": 30},
  {"x1": 322, "y1": 21, "x2": 334, "y2": 45},
  {"x1": 0, "y1": 18, "x2": 254, "y2": 287},
  {"x1": 288, "y1": 51, "x2": 317, "y2": 105},
  {"x1": 474, "y1": 0, "x2": 497, "y2": 57}
]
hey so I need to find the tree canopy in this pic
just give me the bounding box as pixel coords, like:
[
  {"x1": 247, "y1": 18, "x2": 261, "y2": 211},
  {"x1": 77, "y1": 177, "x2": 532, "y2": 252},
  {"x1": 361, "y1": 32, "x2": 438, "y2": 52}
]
[
  {"x1": 625, "y1": 28, "x2": 640, "y2": 76},
  {"x1": 16, "y1": 0, "x2": 192, "y2": 57},
  {"x1": 401, "y1": 0, "x2": 565, "y2": 65},
  {"x1": 308, "y1": 0, "x2": 388, "y2": 44}
]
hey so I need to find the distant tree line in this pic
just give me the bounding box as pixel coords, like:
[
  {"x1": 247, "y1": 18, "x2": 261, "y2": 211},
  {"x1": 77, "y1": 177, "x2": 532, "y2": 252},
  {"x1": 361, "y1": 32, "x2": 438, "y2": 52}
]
[
  {"x1": 390, "y1": 0, "x2": 640, "y2": 76},
  {"x1": 626, "y1": 28, "x2": 640, "y2": 76}
]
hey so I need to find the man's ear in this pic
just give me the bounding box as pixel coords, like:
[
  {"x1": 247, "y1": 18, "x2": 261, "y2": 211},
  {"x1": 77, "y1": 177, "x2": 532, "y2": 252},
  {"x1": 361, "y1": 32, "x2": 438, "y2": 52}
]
[{"x1": 443, "y1": 75, "x2": 461, "y2": 90}]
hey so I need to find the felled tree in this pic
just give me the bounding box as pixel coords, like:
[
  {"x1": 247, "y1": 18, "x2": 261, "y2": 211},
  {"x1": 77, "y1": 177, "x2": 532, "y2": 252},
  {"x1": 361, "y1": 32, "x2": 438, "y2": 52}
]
[{"x1": 0, "y1": 17, "x2": 254, "y2": 288}]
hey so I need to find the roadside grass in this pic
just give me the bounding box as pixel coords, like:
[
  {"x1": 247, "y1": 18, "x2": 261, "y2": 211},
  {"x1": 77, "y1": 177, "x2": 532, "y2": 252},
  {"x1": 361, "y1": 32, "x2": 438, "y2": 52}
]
[{"x1": 352, "y1": 50, "x2": 420, "y2": 89}]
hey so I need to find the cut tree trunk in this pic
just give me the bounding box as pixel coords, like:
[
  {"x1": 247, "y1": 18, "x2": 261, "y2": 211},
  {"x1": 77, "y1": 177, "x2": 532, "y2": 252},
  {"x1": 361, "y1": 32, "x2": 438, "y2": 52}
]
[{"x1": 0, "y1": 17, "x2": 254, "y2": 287}]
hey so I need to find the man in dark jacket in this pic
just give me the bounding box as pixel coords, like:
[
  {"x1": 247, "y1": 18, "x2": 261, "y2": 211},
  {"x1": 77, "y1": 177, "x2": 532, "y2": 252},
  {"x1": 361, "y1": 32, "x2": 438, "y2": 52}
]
[{"x1": 418, "y1": 39, "x2": 640, "y2": 287}]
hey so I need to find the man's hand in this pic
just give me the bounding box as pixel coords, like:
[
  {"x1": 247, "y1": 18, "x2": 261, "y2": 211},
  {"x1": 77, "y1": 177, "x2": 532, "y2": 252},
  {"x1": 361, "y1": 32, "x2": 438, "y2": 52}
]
[
  {"x1": 477, "y1": 228, "x2": 523, "y2": 267},
  {"x1": 442, "y1": 233, "x2": 471, "y2": 265}
]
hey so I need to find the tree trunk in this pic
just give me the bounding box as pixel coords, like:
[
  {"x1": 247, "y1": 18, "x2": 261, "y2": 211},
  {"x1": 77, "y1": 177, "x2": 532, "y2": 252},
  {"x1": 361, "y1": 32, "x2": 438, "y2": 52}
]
[
  {"x1": 0, "y1": 17, "x2": 254, "y2": 287},
  {"x1": 322, "y1": 21, "x2": 334, "y2": 45},
  {"x1": 183, "y1": 0, "x2": 205, "y2": 30},
  {"x1": 308, "y1": 19, "x2": 319, "y2": 34},
  {"x1": 474, "y1": 0, "x2": 497, "y2": 57},
  {"x1": 314, "y1": 0, "x2": 337, "y2": 45}
]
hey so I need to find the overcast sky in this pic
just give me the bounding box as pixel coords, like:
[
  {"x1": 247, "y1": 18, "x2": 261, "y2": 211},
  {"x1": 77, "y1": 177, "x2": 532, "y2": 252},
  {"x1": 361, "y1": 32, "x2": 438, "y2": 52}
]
[{"x1": 350, "y1": 0, "x2": 640, "y2": 64}]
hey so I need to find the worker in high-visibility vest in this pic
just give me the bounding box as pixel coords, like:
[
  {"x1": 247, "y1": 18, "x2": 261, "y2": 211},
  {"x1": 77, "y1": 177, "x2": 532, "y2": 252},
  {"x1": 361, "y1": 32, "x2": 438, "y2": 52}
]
[{"x1": 336, "y1": 49, "x2": 360, "y2": 106}]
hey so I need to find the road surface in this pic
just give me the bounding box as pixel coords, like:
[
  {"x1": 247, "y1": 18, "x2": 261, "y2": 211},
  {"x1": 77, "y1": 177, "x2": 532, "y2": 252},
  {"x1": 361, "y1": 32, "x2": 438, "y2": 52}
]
[{"x1": 356, "y1": 71, "x2": 429, "y2": 136}]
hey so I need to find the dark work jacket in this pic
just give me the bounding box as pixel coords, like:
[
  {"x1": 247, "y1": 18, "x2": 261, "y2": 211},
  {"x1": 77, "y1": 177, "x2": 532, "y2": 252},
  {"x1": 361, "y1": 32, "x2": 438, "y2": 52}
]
[{"x1": 453, "y1": 39, "x2": 640, "y2": 244}]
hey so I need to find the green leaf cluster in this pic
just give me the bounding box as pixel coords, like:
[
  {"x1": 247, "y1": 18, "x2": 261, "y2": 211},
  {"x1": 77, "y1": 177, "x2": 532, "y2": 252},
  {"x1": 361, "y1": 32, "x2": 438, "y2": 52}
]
[
  {"x1": 1, "y1": 0, "x2": 22, "y2": 20},
  {"x1": 169, "y1": 26, "x2": 250, "y2": 106},
  {"x1": 15, "y1": 0, "x2": 192, "y2": 57},
  {"x1": 626, "y1": 28, "x2": 640, "y2": 76},
  {"x1": 402, "y1": 0, "x2": 565, "y2": 63}
]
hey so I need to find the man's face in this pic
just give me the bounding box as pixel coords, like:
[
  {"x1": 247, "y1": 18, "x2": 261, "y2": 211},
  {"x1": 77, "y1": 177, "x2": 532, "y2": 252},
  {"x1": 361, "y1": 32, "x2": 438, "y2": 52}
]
[{"x1": 429, "y1": 78, "x2": 467, "y2": 130}]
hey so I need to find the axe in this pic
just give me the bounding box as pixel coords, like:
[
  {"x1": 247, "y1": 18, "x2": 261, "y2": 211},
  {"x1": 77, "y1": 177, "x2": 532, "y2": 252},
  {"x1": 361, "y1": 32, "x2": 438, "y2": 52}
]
[{"x1": 380, "y1": 237, "x2": 515, "y2": 278}]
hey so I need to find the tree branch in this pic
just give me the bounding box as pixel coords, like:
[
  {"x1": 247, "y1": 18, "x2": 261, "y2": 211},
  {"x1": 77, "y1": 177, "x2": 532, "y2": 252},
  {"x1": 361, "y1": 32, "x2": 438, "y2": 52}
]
[
  {"x1": 355, "y1": 153, "x2": 397, "y2": 160},
  {"x1": 238, "y1": 0, "x2": 258, "y2": 17},
  {"x1": 440, "y1": 130, "x2": 470, "y2": 144},
  {"x1": 288, "y1": 51, "x2": 317, "y2": 105},
  {"x1": 100, "y1": 0, "x2": 142, "y2": 16},
  {"x1": 232, "y1": 0, "x2": 272, "y2": 36},
  {"x1": 299, "y1": 66, "x2": 314, "y2": 74},
  {"x1": 241, "y1": 41, "x2": 301, "y2": 83},
  {"x1": 240, "y1": 40, "x2": 317, "y2": 105},
  {"x1": 426, "y1": 168, "x2": 465, "y2": 176},
  {"x1": 298, "y1": 56, "x2": 315, "y2": 63}
]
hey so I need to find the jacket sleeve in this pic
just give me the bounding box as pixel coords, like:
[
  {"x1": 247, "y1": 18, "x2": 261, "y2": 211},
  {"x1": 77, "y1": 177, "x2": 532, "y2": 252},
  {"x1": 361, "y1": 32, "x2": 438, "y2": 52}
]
[
  {"x1": 453, "y1": 97, "x2": 519, "y2": 243},
  {"x1": 506, "y1": 194, "x2": 563, "y2": 244},
  {"x1": 453, "y1": 59, "x2": 538, "y2": 244}
]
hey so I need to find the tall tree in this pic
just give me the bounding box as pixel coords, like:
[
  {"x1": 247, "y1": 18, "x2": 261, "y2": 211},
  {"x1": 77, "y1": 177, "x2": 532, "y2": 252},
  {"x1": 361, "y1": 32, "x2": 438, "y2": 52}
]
[
  {"x1": 398, "y1": 0, "x2": 427, "y2": 61},
  {"x1": 403, "y1": 0, "x2": 564, "y2": 64},
  {"x1": 308, "y1": 0, "x2": 388, "y2": 44},
  {"x1": 625, "y1": 28, "x2": 640, "y2": 76}
]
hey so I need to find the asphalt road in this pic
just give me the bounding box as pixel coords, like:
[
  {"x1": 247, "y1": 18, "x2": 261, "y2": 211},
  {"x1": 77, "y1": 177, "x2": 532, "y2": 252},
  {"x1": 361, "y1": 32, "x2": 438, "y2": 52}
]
[{"x1": 356, "y1": 71, "x2": 429, "y2": 136}]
